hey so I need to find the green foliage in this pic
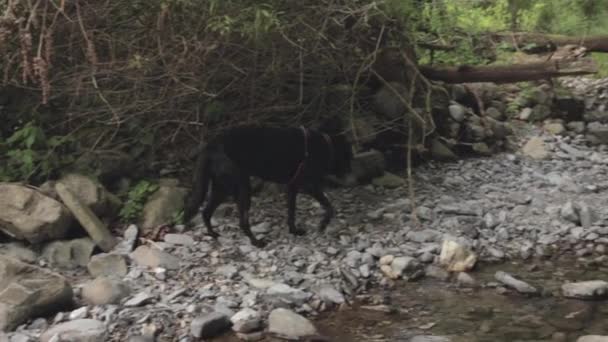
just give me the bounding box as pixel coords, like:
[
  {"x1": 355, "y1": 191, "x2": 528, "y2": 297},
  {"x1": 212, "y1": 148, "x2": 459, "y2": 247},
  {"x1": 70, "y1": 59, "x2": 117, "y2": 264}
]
[
  {"x1": 119, "y1": 180, "x2": 159, "y2": 223},
  {"x1": 0, "y1": 121, "x2": 74, "y2": 183}
]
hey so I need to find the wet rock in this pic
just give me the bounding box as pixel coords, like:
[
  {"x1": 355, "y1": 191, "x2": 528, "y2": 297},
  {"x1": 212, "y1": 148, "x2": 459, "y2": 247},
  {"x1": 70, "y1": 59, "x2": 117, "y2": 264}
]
[
  {"x1": 0, "y1": 256, "x2": 73, "y2": 331},
  {"x1": 129, "y1": 245, "x2": 180, "y2": 270},
  {"x1": 424, "y1": 265, "x2": 450, "y2": 281},
  {"x1": 81, "y1": 276, "x2": 131, "y2": 305},
  {"x1": 42, "y1": 238, "x2": 96, "y2": 269},
  {"x1": 456, "y1": 272, "x2": 476, "y2": 287},
  {"x1": 0, "y1": 183, "x2": 72, "y2": 243},
  {"x1": 39, "y1": 319, "x2": 107, "y2": 342},
  {"x1": 439, "y1": 239, "x2": 477, "y2": 272},
  {"x1": 268, "y1": 308, "x2": 317, "y2": 340},
  {"x1": 562, "y1": 280, "x2": 608, "y2": 299},
  {"x1": 139, "y1": 179, "x2": 188, "y2": 231},
  {"x1": 522, "y1": 137, "x2": 549, "y2": 160},
  {"x1": 190, "y1": 312, "x2": 231, "y2": 339},
  {"x1": 230, "y1": 308, "x2": 262, "y2": 333},
  {"x1": 495, "y1": 271, "x2": 538, "y2": 294},
  {"x1": 391, "y1": 256, "x2": 421, "y2": 278},
  {"x1": 87, "y1": 253, "x2": 128, "y2": 278}
]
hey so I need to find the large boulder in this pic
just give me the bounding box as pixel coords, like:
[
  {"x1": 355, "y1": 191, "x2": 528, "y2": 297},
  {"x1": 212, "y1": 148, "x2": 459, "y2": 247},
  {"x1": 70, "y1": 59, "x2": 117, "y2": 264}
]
[
  {"x1": 139, "y1": 179, "x2": 188, "y2": 231},
  {"x1": 0, "y1": 256, "x2": 73, "y2": 332},
  {"x1": 0, "y1": 183, "x2": 73, "y2": 243},
  {"x1": 49, "y1": 173, "x2": 122, "y2": 219}
]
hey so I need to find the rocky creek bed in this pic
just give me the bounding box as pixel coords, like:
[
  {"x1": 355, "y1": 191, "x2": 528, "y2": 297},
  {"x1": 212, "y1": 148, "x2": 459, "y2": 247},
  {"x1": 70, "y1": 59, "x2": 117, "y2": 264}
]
[{"x1": 2, "y1": 77, "x2": 608, "y2": 342}]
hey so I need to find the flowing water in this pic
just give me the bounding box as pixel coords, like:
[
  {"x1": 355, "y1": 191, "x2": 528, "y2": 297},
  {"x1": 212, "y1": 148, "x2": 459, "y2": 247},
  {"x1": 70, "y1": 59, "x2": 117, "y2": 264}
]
[{"x1": 215, "y1": 256, "x2": 608, "y2": 342}]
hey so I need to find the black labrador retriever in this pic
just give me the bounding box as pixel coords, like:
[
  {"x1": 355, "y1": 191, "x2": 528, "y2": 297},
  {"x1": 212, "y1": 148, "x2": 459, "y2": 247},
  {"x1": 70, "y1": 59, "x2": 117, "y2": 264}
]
[{"x1": 183, "y1": 125, "x2": 353, "y2": 247}]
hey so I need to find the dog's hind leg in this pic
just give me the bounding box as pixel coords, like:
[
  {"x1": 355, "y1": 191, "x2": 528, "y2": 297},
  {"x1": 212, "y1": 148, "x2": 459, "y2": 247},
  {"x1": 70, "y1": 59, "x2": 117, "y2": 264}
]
[
  {"x1": 201, "y1": 185, "x2": 225, "y2": 238},
  {"x1": 236, "y1": 176, "x2": 267, "y2": 248},
  {"x1": 287, "y1": 186, "x2": 306, "y2": 236},
  {"x1": 308, "y1": 185, "x2": 334, "y2": 232}
]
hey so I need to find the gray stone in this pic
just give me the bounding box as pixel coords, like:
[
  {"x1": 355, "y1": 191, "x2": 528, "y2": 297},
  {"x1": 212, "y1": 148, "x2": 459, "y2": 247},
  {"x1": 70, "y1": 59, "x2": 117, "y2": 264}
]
[
  {"x1": 561, "y1": 201, "x2": 579, "y2": 224},
  {"x1": 39, "y1": 319, "x2": 107, "y2": 342},
  {"x1": 448, "y1": 104, "x2": 466, "y2": 122},
  {"x1": 430, "y1": 139, "x2": 458, "y2": 161},
  {"x1": 522, "y1": 137, "x2": 549, "y2": 160},
  {"x1": 268, "y1": 308, "x2": 317, "y2": 340},
  {"x1": 190, "y1": 312, "x2": 231, "y2": 339},
  {"x1": 164, "y1": 234, "x2": 195, "y2": 246},
  {"x1": 87, "y1": 253, "x2": 128, "y2": 278},
  {"x1": 230, "y1": 308, "x2": 261, "y2": 333},
  {"x1": 266, "y1": 283, "x2": 311, "y2": 306},
  {"x1": 217, "y1": 265, "x2": 238, "y2": 279},
  {"x1": 372, "y1": 172, "x2": 405, "y2": 189},
  {"x1": 81, "y1": 276, "x2": 131, "y2": 305},
  {"x1": 391, "y1": 256, "x2": 420, "y2": 277},
  {"x1": 112, "y1": 225, "x2": 138, "y2": 255},
  {"x1": 456, "y1": 272, "x2": 476, "y2": 287},
  {"x1": 124, "y1": 292, "x2": 156, "y2": 307},
  {"x1": 129, "y1": 246, "x2": 180, "y2": 270},
  {"x1": 0, "y1": 183, "x2": 72, "y2": 243},
  {"x1": 495, "y1": 271, "x2": 538, "y2": 294},
  {"x1": 56, "y1": 173, "x2": 120, "y2": 218},
  {"x1": 251, "y1": 222, "x2": 271, "y2": 234},
  {"x1": 587, "y1": 122, "x2": 608, "y2": 144},
  {"x1": 407, "y1": 229, "x2": 440, "y2": 243},
  {"x1": 42, "y1": 238, "x2": 96, "y2": 269},
  {"x1": 315, "y1": 284, "x2": 345, "y2": 305},
  {"x1": 0, "y1": 243, "x2": 37, "y2": 263},
  {"x1": 519, "y1": 107, "x2": 533, "y2": 120},
  {"x1": 0, "y1": 256, "x2": 73, "y2": 332},
  {"x1": 562, "y1": 280, "x2": 608, "y2": 299},
  {"x1": 139, "y1": 181, "x2": 188, "y2": 231},
  {"x1": 69, "y1": 307, "x2": 88, "y2": 320}
]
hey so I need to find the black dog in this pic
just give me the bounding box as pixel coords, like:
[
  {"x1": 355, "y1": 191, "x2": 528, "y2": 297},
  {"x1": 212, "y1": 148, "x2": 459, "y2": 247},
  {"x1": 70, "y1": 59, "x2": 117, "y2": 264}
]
[{"x1": 183, "y1": 125, "x2": 353, "y2": 247}]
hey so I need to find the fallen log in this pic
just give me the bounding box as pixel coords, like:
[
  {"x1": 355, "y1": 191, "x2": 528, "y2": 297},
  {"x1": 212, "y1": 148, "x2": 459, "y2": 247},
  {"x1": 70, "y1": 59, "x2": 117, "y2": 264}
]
[
  {"x1": 419, "y1": 58, "x2": 598, "y2": 84},
  {"x1": 490, "y1": 32, "x2": 608, "y2": 53}
]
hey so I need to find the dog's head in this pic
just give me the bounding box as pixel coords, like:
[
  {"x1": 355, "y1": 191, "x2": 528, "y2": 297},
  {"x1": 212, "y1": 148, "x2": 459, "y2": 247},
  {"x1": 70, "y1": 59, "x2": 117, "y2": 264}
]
[{"x1": 330, "y1": 133, "x2": 353, "y2": 177}]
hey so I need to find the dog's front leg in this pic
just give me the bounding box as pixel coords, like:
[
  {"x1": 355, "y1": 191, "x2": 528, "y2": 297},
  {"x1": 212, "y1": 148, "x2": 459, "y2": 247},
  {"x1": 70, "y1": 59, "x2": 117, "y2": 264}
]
[
  {"x1": 287, "y1": 186, "x2": 306, "y2": 236},
  {"x1": 237, "y1": 176, "x2": 266, "y2": 248},
  {"x1": 309, "y1": 186, "x2": 334, "y2": 232}
]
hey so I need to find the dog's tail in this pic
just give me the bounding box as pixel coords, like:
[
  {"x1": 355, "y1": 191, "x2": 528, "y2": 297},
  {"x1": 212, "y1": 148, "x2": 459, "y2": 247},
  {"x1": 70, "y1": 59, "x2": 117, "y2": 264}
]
[{"x1": 183, "y1": 144, "x2": 211, "y2": 223}]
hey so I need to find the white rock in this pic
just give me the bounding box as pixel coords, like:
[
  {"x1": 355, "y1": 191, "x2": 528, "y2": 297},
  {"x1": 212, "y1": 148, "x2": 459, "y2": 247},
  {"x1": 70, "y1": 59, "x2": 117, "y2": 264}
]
[
  {"x1": 39, "y1": 319, "x2": 107, "y2": 342},
  {"x1": 267, "y1": 308, "x2": 317, "y2": 340},
  {"x1": 562, "y1": 280, "x2": 608, "y2": 299}
]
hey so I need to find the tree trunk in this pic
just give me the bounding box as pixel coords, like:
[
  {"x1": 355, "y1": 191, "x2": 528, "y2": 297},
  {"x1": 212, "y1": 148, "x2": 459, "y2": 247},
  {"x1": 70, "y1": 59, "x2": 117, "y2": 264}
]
[
  {"x1": 419, "y1": 58, "x2": 598, "y2": 84},
  {"x1": 490, "y1": 32, "x2": 608, "y2": 53}
]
